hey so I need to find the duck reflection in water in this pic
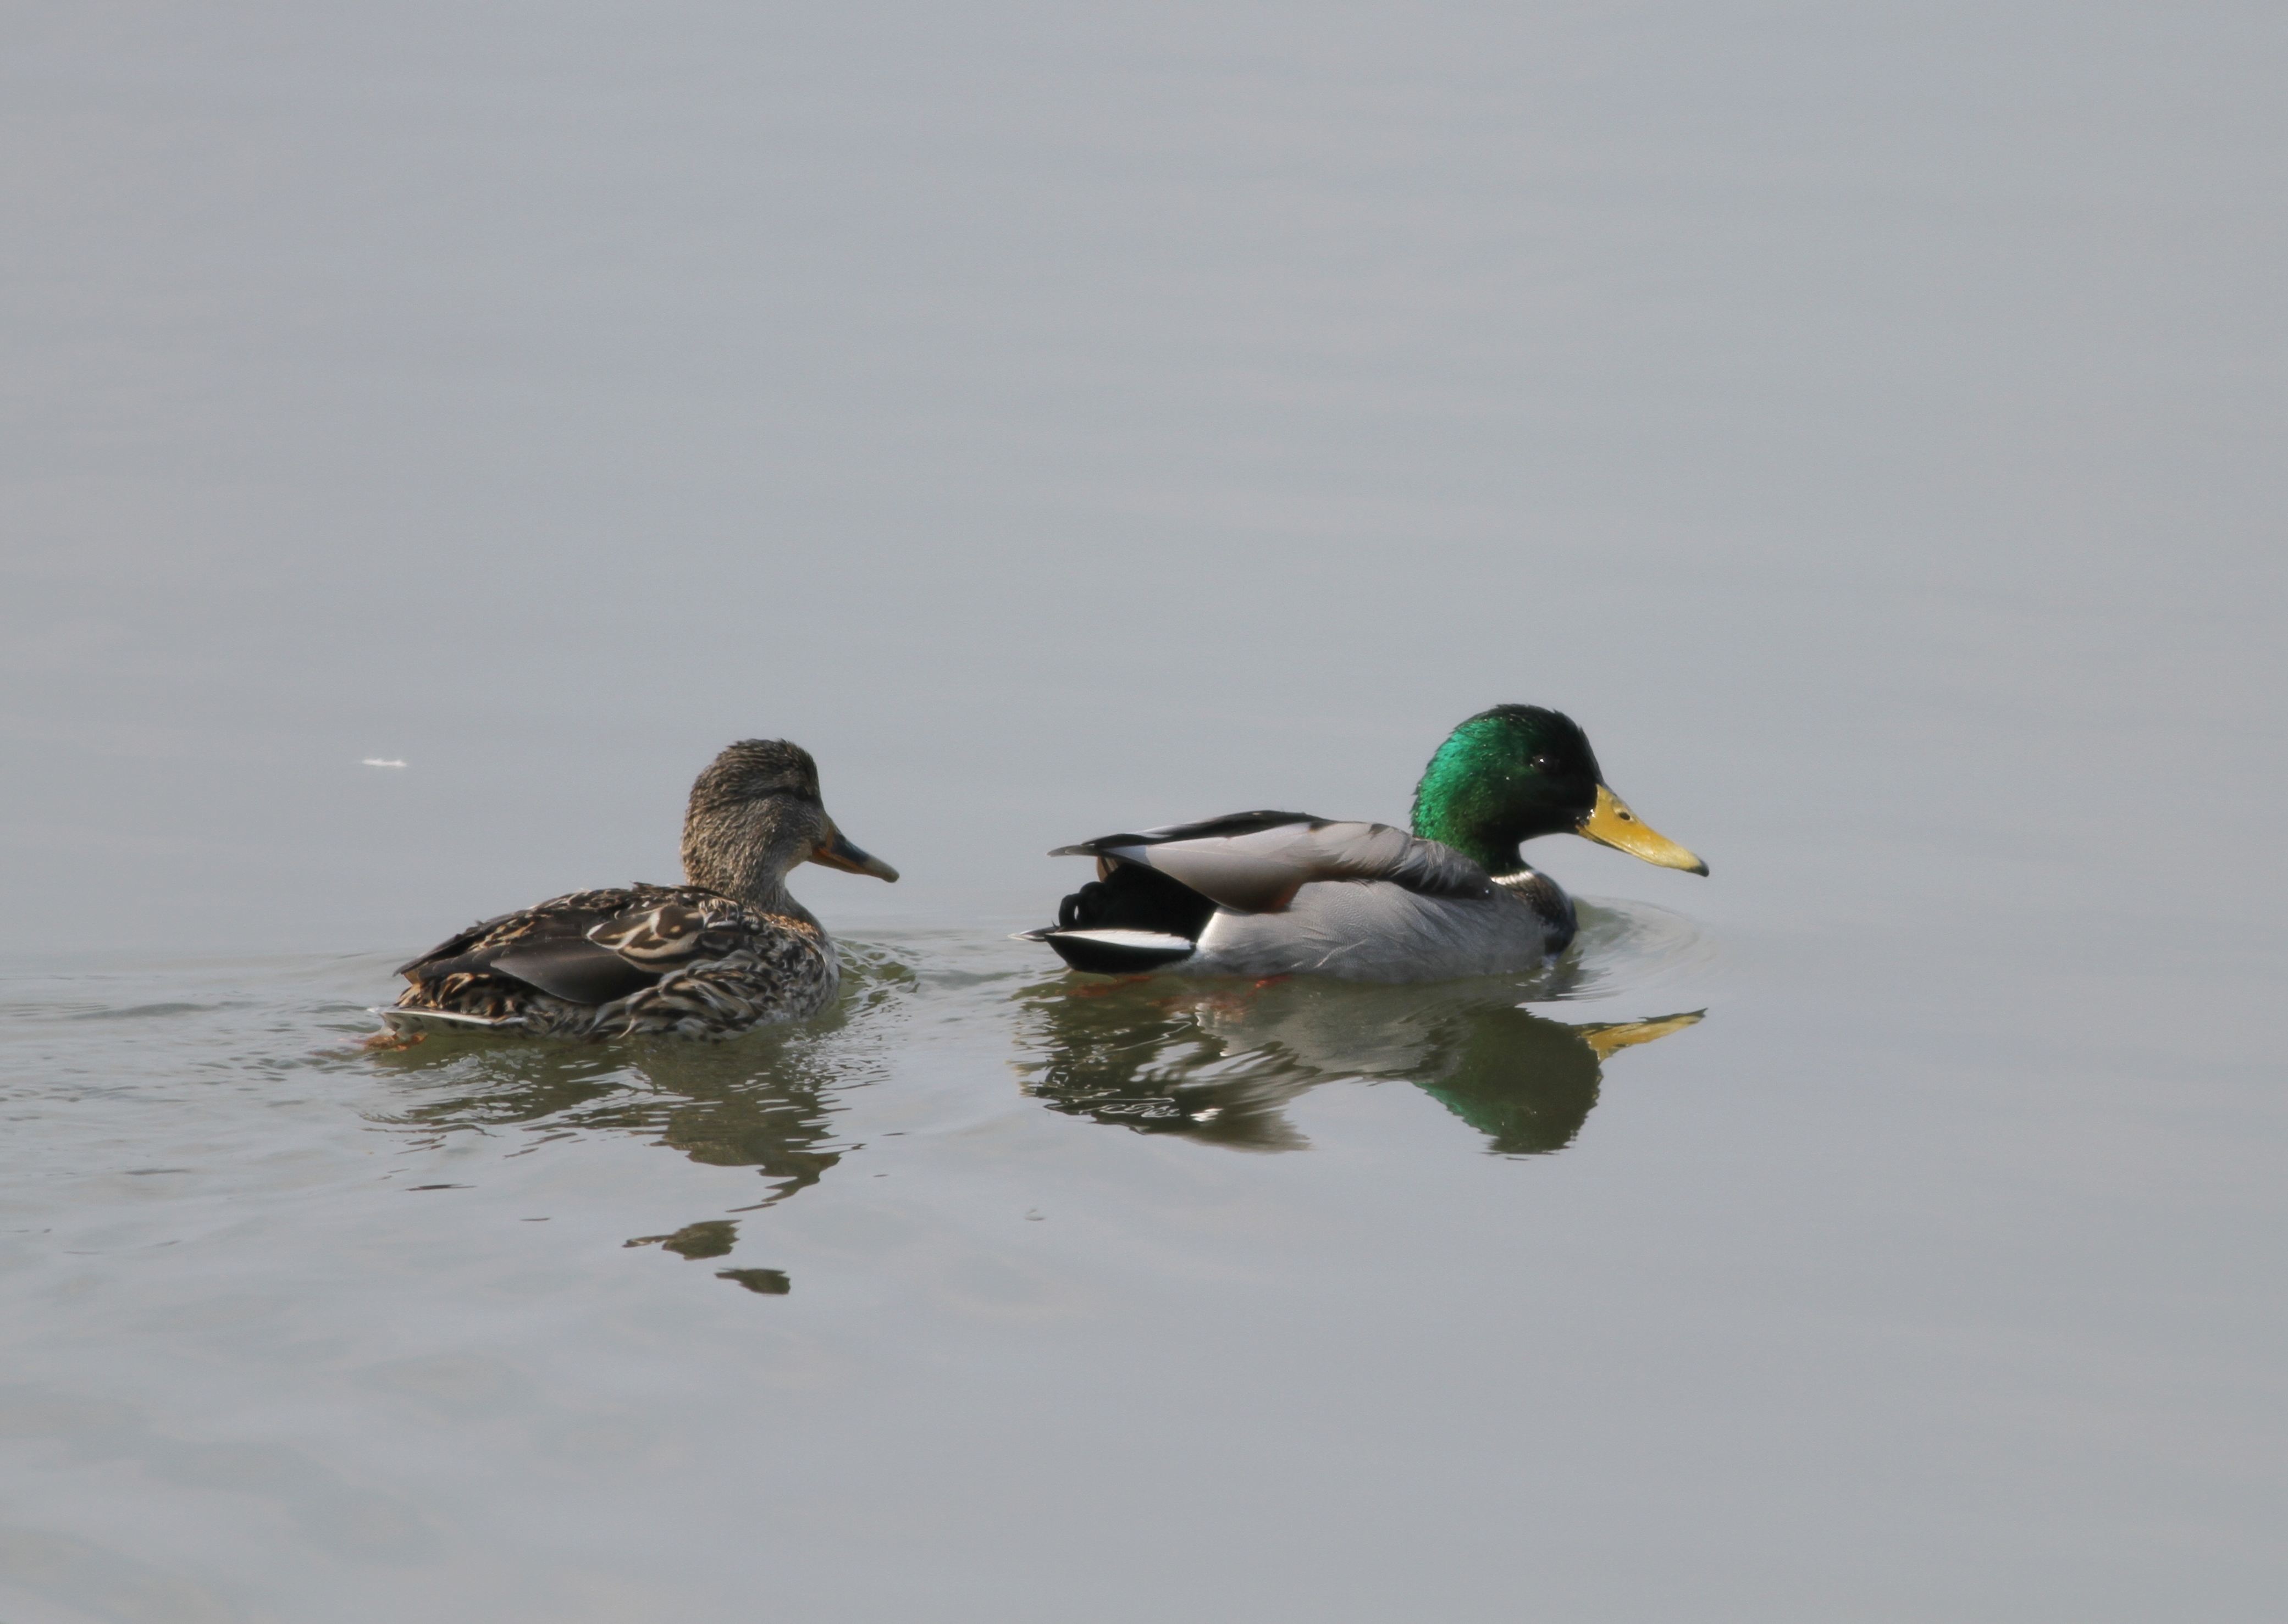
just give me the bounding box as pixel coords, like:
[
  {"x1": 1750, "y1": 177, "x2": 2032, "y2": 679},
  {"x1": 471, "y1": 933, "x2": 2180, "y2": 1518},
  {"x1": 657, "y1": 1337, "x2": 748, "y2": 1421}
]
[
  {"x1": 1014, "y1": 968, "x2": 1700, "y2": 1155},
  {"x1": 363, "y1": 951, "x2": 910, "y2": 1288}
]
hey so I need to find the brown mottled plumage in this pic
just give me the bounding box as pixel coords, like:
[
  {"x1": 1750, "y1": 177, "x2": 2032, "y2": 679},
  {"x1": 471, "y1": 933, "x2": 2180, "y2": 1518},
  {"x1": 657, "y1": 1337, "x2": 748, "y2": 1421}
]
[{"x1": 379, "y1": 741, "x2": 896, "y2": 1040}]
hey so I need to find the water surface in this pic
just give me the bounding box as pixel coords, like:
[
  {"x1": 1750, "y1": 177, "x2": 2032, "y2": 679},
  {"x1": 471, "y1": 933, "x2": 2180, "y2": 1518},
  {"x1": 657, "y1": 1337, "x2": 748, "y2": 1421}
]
[{"x1": 3, "y1": 3, "x2": 2284, "y2": 1620}]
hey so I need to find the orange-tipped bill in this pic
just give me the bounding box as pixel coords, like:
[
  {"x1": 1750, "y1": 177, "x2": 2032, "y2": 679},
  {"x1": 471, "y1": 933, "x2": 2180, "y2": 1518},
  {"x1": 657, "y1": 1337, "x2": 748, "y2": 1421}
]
[
  {"x1": 1578, "y1": 785, "x2": 1708, "y2": 875},
  {"x1": 811, "y1": 825, "x2": 899, "y2": 882}
]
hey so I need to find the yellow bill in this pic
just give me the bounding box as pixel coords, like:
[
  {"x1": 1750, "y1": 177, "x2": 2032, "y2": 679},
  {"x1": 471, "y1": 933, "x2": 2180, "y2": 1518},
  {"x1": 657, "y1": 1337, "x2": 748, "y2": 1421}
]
[
  {"x1": 1577, "y1": 784, "x2": 1708, "y2": 875},
  {"x1": 1577, "y1": 1010, "x2": 1704, "y2": 1063}
]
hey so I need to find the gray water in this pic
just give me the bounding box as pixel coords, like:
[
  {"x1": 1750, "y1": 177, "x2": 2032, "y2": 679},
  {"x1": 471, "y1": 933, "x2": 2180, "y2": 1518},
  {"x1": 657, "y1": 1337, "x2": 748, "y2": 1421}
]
[{"x1": 4, "y1": 4, "x2": 2285, "y2": 1620}]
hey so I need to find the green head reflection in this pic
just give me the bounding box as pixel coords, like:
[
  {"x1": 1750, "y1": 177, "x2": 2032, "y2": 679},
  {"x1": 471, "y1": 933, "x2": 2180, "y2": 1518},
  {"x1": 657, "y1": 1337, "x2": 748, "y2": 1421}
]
[{"x1": 1013, "y1": 974, "x2": 1702, "y2": 1155}]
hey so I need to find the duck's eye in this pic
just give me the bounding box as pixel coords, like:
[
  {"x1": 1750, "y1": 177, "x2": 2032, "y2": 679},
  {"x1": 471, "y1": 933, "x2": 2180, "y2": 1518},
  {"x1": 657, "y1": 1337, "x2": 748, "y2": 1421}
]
[{"x1": 1529, "y1": 755, "x2": 1554, "y2": 771}]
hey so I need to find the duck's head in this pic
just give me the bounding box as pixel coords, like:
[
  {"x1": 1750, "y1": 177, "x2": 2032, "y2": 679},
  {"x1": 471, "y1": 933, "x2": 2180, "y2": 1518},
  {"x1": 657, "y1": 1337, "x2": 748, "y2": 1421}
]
[
  {"x1": 1410, "y1": 705, "x2": 1707, "y2": 878},
  {"x1": 682, "y1": 739, "x2": 898, "y2": 905}
]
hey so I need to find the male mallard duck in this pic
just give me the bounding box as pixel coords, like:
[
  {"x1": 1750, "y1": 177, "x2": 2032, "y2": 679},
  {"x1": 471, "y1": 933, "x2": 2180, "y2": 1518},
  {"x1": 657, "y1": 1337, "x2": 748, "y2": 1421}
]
[
  {"x1": 1021, "y1": 705, "x2": 1704, "y2": 982},
  {"x1": 378, "y1": 740, "x2": 896, "y2": 1039}
]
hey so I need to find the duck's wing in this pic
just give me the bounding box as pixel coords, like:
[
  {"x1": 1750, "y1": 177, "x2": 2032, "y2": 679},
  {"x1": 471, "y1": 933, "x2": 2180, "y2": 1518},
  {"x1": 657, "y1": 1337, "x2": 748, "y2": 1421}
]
[
  {"x1": 1053, "y1": 812, "x2": 1494, "y2": 913},
  {"x1": 393, "y1": 908, "x2": 530, "y2": 980},
  {"x1": 397, "y1": 889, "x2": 740, "y2": 1006}
]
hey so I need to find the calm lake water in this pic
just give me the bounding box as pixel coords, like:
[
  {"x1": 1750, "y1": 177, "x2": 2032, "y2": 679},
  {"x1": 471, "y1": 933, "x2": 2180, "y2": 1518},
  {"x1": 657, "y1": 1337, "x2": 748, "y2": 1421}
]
[{"x1": 4, "y1": 4, "x2": 2284, "y2": 1620}]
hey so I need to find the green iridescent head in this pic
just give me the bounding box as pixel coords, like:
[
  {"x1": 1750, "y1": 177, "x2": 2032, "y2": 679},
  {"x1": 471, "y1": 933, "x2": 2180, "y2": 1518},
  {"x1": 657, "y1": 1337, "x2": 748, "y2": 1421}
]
[{"x1": 1408, "y1": 705, "x2": 1707, "y2": 878}]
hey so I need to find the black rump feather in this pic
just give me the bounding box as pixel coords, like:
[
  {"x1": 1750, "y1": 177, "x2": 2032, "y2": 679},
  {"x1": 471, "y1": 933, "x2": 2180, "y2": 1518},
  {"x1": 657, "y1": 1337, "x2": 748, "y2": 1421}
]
[{"x1": 1056, "y1": 862, "x2": 1219, "y2": 940}]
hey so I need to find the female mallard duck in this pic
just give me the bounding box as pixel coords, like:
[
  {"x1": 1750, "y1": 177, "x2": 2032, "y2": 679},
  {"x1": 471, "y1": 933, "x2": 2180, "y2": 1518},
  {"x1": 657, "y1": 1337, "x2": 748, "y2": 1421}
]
[
  {"x1": 378, "y1": 740, "x2": 897, "y2": 1039},
  {"x1": 1021, "y1": 705, "x2": 1704, "y2": 982}
]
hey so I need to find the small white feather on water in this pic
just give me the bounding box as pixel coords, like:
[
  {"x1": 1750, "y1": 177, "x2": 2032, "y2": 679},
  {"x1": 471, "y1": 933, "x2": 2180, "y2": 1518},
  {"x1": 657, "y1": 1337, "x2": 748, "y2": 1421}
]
[{"x1": 361, "y1": 759, "x2": 407, "y2": 768}]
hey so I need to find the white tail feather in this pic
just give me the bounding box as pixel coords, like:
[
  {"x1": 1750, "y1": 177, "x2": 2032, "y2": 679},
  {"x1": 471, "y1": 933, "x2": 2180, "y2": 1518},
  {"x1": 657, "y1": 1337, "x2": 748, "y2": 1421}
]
[{"x1": 1051, "y1": 929, "x2": 1195, "y2": 951}]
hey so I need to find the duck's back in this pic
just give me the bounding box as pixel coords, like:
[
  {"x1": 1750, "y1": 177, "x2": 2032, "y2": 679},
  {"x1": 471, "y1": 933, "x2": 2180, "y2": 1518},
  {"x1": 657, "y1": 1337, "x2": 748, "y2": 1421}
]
[
  {"x1": 391, "y1": 884, "x2": 839, "y2": 1039},
  {"x1": 1032, "y1": 812, "x2": 1576, "y2": 982}
]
